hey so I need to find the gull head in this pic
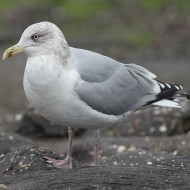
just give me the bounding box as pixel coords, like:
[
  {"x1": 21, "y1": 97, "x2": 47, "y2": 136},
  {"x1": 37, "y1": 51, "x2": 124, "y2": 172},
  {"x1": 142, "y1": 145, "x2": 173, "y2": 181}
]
[{"x1": 3, "y1": 21, "x2": 69, "y2": 60}]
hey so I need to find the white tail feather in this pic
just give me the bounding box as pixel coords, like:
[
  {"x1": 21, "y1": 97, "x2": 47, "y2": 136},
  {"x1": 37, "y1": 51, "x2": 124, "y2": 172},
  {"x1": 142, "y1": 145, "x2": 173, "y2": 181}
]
[{"x1": 152, "y1": 99, "x2": 181, "y2": 108}]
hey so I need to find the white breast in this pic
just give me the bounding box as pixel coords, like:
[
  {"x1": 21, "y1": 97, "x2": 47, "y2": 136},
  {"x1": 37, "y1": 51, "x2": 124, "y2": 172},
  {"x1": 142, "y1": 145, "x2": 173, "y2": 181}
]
[{"x1": 23, "y1": 55, "x2": 120, "y2": 129}]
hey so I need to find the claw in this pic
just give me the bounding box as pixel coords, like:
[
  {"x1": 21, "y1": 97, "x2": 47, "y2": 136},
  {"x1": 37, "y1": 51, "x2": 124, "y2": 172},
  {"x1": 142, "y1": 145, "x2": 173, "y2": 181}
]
[{"x1": 43, "y1": 156, "x2": 72, "y2": 169}]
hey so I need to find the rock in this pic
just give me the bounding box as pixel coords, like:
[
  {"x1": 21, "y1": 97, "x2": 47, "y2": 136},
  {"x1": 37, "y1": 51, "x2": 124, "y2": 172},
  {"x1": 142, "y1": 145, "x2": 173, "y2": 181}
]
[
  {"x1": 0, "y1": 147, "x2": 63, "y2": 177},
  {"x1": 15, "y1": 105, "x2": 190, "y2": 138},
  {"x1": 16, "y1": 107, "x2": 85, "y2": 137},
  {"x1": 0, "y1": 184, "x2": 8, "y2": 190},
  {"x1": 1, "y1": 146, "x2": 190, "y2": 189},
  {"x1": 0, "y1": 132, "x2": 35, "y2": 155},
  {"x1": 102, "y1": 106, "x2": 190, "y2": 137},
  {"x1": 72, "y1": 133, "x2": 190, "y2": 163}
]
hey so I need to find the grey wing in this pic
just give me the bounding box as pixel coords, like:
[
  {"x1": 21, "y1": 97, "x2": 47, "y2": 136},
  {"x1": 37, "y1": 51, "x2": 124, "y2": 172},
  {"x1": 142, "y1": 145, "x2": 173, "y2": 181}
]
[
  {"x1": 70, "y1": 47, "x2": 119, "y2": 82},
  {"x1": 71, "y1": 48, "x2": 160, "y2": 116}
]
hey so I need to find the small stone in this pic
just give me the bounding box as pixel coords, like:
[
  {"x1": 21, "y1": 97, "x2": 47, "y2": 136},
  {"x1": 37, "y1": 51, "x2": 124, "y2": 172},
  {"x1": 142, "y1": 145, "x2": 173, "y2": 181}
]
[
  {"x1": 173, "y1": 150, "x2": 178, "y2": 156},
  {"x1": 15, "y1": 114, "x2": 22, "y2": 121},
  {"x1": 25, "y1": 166, "x2": 30, "y2": 170},
  {"x1": 181, "y1": 141, "x2": 186, "y2": 145},
  {"x1": 8, "y1": 136, "x2": 14, "y2": 140},
  {"x1": 20, "y1": 163, "x2": 31, "y2": 170},
  {"x1": 159, "y1": 125, "x2": 167, "y2": 132},
  {"x1": 20, "y1": 164, "x2": 27, "y2": 168},
  {"x1": 113, "y1": 161, "x2": 118, "y2": 165},
  {"x1": 19, "y1": 161, "x2": 23, "y2": 166},
  {"x1": 117, "y1": 145, "x2": 126, "y2": 153},
  {"x1": 38, "y1": 147, "x2": 46, "y2": 152},
  {"x1": 0, "y1": 154, "x2": 5, "y2": 158},
  {"x1": 0, "y1": 184, "x2": 8, "y2": 189},
  {"x1": 128, "y1": 145, "x2": 136, "y2": 152},
  {"x1": 147, "y1": 161, "x2": 153, "y2": 165}
]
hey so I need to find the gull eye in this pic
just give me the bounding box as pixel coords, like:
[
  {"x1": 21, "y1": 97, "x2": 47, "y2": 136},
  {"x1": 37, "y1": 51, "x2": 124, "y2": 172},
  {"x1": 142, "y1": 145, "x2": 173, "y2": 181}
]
[{"x1": 31, "y1": 34, "x2": 40, "y2": 41}]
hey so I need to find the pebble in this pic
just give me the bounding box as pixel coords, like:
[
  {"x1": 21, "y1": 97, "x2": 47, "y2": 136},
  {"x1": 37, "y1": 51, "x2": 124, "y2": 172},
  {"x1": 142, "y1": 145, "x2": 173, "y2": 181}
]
[
  {"x1": 181, "y1": 141, "x2": 186, "y2": 145},
  {"x1": 0, "y1": 184, "x2": 8, "y2": 189},
  {"x1": 19, "y1": 161, "x2": 23, "y2": 166},
  {"x1": 138, "y1": 151, "x2": 146, "y2": 155},
  {"x1": 20, "y1": 164, "x2": 31, "y2": 170},
  {"x1": 8, "y1": 136, "x2": 14, "y2": 140},
  {"x1": 15, "y1": 114, "x2": 22, "y2": 121},
  {"x1": 147, "y1": 161, "x2": 153, "y2": 165},
  {"x1": 38, "y1": 147, "x2": 47, "y2": 152},
  {"x1": 128, "y1": 145, "x2": 136, "y2": 152},
  {"x1": 113, "y1": 161, "x2": 118, "y2": 165},
  {"x1": 117, "y1": 145, "x2": 126, "y2": 153},
  {"x1": 0, "y1": 154, "x2": 5, "y2": 158},
  {"x1": 159, "y1": 125, "x2": 167, "y2": 132}
]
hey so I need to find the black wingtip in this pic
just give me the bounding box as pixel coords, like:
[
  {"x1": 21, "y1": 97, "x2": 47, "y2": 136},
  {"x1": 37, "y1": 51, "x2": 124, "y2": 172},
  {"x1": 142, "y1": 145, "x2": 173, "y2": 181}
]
[
  {"x1": 178, "y1": 92, "x2": 190, "y2": 100},
  {"x1": 157, "y1": 81, "x2": 183, "y2": 91}
]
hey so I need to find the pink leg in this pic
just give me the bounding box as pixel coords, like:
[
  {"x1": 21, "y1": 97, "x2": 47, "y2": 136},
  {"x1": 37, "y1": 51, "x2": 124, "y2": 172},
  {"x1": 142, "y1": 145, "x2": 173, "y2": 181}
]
[
  {"x1": 44, "y1": 127, "x2": 74, "y2": 169},
  {"x1": 94, "y1": 130, "x2": 100, "y2": 166}
]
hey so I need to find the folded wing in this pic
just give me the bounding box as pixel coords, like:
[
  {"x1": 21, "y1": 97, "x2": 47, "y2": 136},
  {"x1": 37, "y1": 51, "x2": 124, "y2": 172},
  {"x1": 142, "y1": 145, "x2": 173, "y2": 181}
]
[{"x1": 71, "y1": 48, "x2": 161, "y2": 116}]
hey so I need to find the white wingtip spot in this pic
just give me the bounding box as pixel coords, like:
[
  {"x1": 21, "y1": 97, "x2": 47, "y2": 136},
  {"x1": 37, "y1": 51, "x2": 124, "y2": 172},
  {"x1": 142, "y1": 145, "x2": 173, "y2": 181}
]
[
  {"x1": 174, "y1": 85, "x2": 180, "y2": 90},
  {"x1": 165, "y1": 83, "x2": 171, "y2": 88},
  {"x1": 180, "y1": 85, "x2": 183, "y2": 90},
  {"x1": 152, "y1": 99, "x2": 181, "y2": 108},
  {"x1": 158, "y1": 82, "x2": 165, "y2": 88}
]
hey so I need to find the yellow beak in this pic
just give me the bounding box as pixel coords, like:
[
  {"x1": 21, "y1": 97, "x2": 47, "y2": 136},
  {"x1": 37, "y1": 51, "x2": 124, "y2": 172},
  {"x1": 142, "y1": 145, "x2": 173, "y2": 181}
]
[{"x1": 2, "y1": 44, "x2": 24, "y2": 60}]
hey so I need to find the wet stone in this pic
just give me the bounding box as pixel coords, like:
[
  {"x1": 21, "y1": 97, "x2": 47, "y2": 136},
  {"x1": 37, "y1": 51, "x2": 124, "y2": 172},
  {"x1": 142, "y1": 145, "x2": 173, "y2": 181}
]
[
  {"x1": 0, "y1": 184, "x2": 8, "y2": 190},
  {"x1": 1, "y1": 147, "x2": 190, "y2": 190},
  {"x1": 0, "y1": 147, "x2": 63, "y2": 176},
  {"x1": 102, "y1": 106, "x2": 190, "y2": 137},
  {"x1": 16, "y1": 107, "x2": 85, "y2": 137},
  {"x1": 0, "y1": 132, "x2": 35, "y2": 155}
]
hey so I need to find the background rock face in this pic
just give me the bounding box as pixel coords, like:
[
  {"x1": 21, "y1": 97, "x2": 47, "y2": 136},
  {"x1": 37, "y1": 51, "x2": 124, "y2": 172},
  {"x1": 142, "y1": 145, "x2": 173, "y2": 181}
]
[
  {"x1": 15, "y1": 108, "x2": 85, "y2": 137},
  {"x1": 0, "y1": 1, "x2": 190, "y2": 189}
]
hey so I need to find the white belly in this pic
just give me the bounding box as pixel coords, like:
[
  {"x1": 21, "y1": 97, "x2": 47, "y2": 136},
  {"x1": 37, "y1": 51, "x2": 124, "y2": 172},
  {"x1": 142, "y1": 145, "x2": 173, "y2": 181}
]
[{"x1": 23, "y1": 56, "x2": 120, "y2": 129}]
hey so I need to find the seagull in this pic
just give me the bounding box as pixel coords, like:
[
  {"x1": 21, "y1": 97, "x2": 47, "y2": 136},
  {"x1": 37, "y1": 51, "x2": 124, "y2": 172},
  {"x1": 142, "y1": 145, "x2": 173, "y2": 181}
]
[{"x1": 3, "y1": 21, "x2": 189, "y2": 169}]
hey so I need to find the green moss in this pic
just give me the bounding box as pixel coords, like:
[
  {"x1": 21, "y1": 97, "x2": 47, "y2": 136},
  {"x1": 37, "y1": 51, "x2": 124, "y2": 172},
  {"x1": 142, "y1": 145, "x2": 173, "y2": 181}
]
[
  {"x1": 0, "y1": 0, "x2": 51, "y2": 10},
  {"x1": 109, "y1": 30, "x2": 154, "y2": 46},
  {"x1": 140, "y1": 0, "x2": 169, "y2": 9},
  {"x1": 140, "y1": 0, "x2": 190, "y2": 13},
  {"x1": 63, "y1": 0, "x2": 111, "y2": 18},
  {"x1": 126, "y1": 32, "x2": 152, "y2": 46}
]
